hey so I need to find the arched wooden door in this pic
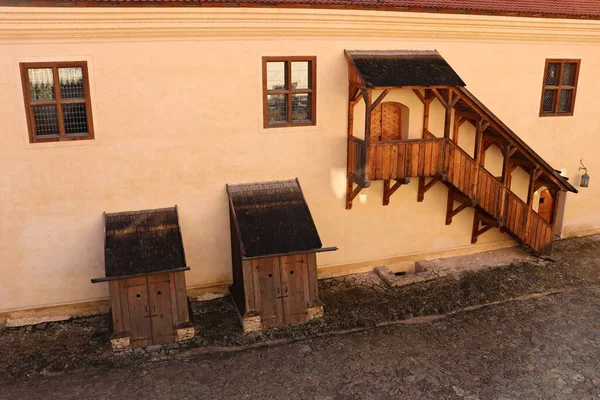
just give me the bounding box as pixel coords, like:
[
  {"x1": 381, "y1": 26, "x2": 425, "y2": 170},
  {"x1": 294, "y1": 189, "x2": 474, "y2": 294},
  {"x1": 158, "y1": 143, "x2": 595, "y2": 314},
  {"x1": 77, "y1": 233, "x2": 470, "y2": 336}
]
[
  {"x1": 538, "y1": 189, "x2": 554, "y2": 223},
  {"x1": 371, "y1": 102, "x2": 405, "y2": 142}
]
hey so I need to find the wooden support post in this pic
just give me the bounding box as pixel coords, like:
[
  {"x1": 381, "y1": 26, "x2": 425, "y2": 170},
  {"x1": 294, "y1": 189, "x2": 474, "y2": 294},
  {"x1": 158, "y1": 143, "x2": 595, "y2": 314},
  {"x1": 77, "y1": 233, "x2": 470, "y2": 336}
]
[
  {"x1": 480, "y1": 141, "x2": 493, "y2": 168},
  {"x1": 383, "y1": 178, "x2": 410, "y2": 206},
  {"x1": 383, "y1": 180, "x2": 390, "y2": 206},
  {"x1": 345, "y1": 181, "x2": 363, "y2": 210},
  {"x1": 498, "y1": 145, "x2": 516, "y2": 225},
  {"x1": 417, "y1": 177, "x2": 426, "y2": 202},
  {"x1": 471, "y1": 213, "x2": 480, "y2": 244},
  {"x1": 472, "y1": 118, "x2": 484, "y2": 199},
  {"x1": 526, "y1": 168, "x2": 542, "y2": 207},
  {"x1": 524, "y1": 168, "x2": 542, "y2": 241},
  {"x1": 422, "y1": 89, "x2": 433, "y2": 138},
  {"x1": 362, "y1": 89, "x2": 372, "y2": 179},
  {"x1": 452, "y1": 116, "x2": 462, "y2": 143},
  {"x1": 346, "y1": 83, "x2": 355, "y2": 186},
  {"x1": 443, "y1": 89, "x2": 453, "y2": 139}
]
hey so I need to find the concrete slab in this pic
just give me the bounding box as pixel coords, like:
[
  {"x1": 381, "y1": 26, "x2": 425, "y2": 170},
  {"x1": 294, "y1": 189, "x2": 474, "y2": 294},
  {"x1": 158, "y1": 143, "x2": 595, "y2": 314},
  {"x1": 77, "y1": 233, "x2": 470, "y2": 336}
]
[
  {"x1": 416, "y1": 246, "x2": 536, "y2": 276},
  {"x1": 1, "y1": 300, "x2": 110, "y2": 328},
  {"x1": 374, "y1": 266, "x2": 447, "y2": 287}
]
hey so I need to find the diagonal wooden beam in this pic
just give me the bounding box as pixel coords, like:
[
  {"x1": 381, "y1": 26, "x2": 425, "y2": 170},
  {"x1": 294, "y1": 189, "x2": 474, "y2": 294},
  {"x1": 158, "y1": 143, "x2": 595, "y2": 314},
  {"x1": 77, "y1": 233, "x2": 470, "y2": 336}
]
[
  {"x1": 431, "y1": 88, "x2": 449, "y2": 109},
  {"x1": 450, "y1": 92, "x2": 460, "y2": 108},
  {"x1": 412, "y1": 89, "x2": 426, "y2": 104},
  {"x1": 471, "y1": 212, "x2": 498, "y2": 244},
  {"x1": 449, "y1": 188, "x2": 477, "y2": 207},
  {"x1": 370, "y1": 89, "x2": 390, "y2": 111},
  {"x1": 383, "y1": 178, "x2": 410, "y2": 206},
  {"x1": 446, "y1": 193, "x2": 470, "y2": 225},
  {"x1": 417, "y1": 176, "x2": 442, "y2": 202},
  {"x1": 423, "y1": 129, "x2": 436, "y2": 139},
  {"x1": 349, "y1": 84, "x2": 361, "y2": 103}
]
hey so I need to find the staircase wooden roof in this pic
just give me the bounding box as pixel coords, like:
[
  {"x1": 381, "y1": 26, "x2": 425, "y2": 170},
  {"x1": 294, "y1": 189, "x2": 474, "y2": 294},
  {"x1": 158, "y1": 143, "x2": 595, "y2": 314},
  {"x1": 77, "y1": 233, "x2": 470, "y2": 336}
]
[{"x1": 345, "y1": 50, "x2": 465, "y2": 88}]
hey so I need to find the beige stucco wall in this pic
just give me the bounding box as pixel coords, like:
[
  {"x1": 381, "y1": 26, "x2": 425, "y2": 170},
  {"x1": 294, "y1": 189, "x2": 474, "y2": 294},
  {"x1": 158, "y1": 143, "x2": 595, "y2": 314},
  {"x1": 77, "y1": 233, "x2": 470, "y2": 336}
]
[{"x1": 1, "y1": 8, "x2": 599, "y2": 312}]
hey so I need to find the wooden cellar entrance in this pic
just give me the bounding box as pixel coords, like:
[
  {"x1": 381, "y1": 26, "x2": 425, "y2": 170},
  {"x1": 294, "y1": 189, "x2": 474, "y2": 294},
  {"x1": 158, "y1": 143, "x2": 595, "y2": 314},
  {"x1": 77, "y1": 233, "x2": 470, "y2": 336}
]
[
  {"x1": 250, "y1": 253, "x2": 312, "y2": 329},
  {"x1": 92, "y1": 207, "x2": 194, "y2": 349},
  {"x1": 345, "y1": 50, "x2": 577, "y2": 255},
  {"x1": 227, "y1": 179, "x2": 337, "y2": 332}
]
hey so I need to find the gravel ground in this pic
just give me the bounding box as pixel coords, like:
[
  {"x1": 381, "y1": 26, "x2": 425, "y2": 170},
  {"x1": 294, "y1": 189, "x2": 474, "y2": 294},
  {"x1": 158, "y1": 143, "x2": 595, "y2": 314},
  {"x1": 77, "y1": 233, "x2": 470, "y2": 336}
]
[
  {"x1": 1, "y1": 287, "x2": 600, "y2": 399},
  {"x1": 1, "y1": 235, "x2": 599, "y2": 387}
]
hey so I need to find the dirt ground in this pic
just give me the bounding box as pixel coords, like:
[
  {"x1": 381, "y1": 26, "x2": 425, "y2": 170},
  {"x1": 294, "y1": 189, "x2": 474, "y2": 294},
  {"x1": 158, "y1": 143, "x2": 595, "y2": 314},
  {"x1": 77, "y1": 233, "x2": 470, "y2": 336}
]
[
  {"x1": 2, "y1": 287, "x2": 600, "y2": 399},
  {"x1": 1, "y1": 235, "x2": 600, "y2": 388}
]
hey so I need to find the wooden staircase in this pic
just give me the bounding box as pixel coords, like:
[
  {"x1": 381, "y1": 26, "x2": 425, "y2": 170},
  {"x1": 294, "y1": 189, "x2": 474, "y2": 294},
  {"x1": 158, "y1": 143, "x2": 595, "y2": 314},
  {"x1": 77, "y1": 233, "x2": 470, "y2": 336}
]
[
  {"x1": 346, "y1": 87, "x2": 576, "y2": 255},
  {"x1": 343, "y1": 50, "x2": 576, "y2": 256},
  {"x1": 350, "y1": 136, "x2": 553, "y2": 254}
]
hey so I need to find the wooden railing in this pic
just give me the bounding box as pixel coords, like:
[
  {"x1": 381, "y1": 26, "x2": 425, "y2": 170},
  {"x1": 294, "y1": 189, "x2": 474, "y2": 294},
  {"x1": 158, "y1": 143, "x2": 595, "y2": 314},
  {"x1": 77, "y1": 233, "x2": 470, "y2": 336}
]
[
  {"x1": 366, "y1": 138, "x2": 445, "y2": 181},
  {"x1": 348, "y1": 135, "x2": 555, "y2": 254},
  {"x1": 445, "y1": 140, "x2": 476, "y2": 198},
  {"x1": 348, "y1": 136, "x2": 366, "y2": 182},
  {"x1": 505, "y1": 191, "x2": 529, "y2": 240},
  {"x1": 524, "y1": 210, "x2": 553, "y2": 253},
  {"x1": 476, "y1": 168, "x2": 504, "y2": 220}
]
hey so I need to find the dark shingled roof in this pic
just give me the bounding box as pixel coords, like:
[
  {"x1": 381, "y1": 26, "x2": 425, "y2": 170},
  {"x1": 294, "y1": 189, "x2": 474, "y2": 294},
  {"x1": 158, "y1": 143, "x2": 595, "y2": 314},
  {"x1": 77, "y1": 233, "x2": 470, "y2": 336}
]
[
  {"x1": 227, "y1": 179, "x2": 323, "y2": 258},
  {"x1": 345, "y1": 50, "x2": 466, "y2": 88},
  {"x1": 95, "y1": 207, "x2": 188, "y2": 282}
]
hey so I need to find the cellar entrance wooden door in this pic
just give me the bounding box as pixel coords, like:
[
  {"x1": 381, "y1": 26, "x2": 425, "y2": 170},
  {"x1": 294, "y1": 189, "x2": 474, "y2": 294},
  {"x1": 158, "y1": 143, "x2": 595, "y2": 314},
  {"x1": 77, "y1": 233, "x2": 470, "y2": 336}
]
[
  {"x1": 538, "y1": 189, "x2": 554, "y2": 223},
  {"x1": 254, "y1": 253, "x2": 309, "y2": 329},
  {"x1": 371, "y1": 102, "x2": 404, "y2": 142},
  {"x1": 126, "y1": 273, "x2": 175, "y2": 347}
]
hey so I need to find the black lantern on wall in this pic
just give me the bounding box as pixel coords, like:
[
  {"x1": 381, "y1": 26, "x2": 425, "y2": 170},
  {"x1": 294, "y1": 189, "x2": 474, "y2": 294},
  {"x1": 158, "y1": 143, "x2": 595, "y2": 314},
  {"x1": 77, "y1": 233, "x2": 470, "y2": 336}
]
[{"x1": 579, "y1": 160, "x2": 590, "y2": 188}]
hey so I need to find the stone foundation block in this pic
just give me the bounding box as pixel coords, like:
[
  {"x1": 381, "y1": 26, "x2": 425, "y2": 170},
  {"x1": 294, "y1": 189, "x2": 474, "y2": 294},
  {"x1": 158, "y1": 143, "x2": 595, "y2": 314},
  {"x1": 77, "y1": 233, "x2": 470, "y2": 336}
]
[
  {"x1": 375, "y1": 265, "x2": 447, "y2": 288},
  {"x1": 241, "y1": 313, "x2": 262, "y2": 333},
  {"x1": 307, "y1": 304, "x2": 324, "y2": 320},
  {"x1": 176, "y1": 326, "x2": 195, "y2": 342},
  {"x1": 110, "y1": 335, "x2": 131, "y2": 352}
]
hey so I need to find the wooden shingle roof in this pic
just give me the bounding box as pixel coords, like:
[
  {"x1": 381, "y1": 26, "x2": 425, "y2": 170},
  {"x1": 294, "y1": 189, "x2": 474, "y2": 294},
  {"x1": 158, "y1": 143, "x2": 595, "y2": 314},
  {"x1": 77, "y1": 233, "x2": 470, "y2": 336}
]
[
  {"x1": 345, "y1": 50, "x2": 465, "y2": 88},
  {"x1": 92, "y1": 206, "x2": 189, "y2": 283},
  {"x1": 227, "y1": 179, "x2": 332, "y2": 258}
]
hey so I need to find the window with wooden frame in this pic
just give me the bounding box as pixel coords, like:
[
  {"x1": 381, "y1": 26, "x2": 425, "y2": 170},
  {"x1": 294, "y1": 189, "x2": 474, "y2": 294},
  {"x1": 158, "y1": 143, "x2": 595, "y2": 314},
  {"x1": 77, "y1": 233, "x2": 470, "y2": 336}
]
[
  {"x1": 20, "y1": 61, "x2": 94, "y2": 143},
  {"x1": 540, "y1": 59, "x2": 580, "y2": 117},
  {"x1": 262, "y1": 57, "x2": 316, "y2": 128}
]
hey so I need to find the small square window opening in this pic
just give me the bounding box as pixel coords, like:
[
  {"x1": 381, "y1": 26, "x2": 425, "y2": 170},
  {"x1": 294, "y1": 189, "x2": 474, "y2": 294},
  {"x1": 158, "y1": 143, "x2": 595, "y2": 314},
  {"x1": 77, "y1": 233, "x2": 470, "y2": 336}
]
[
  {"x1": 263, "y1": 57, "x2": 316, "y2": 128},
  {"x1": 20, "y1": 61, "x2": 94, "y2": 143}
]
